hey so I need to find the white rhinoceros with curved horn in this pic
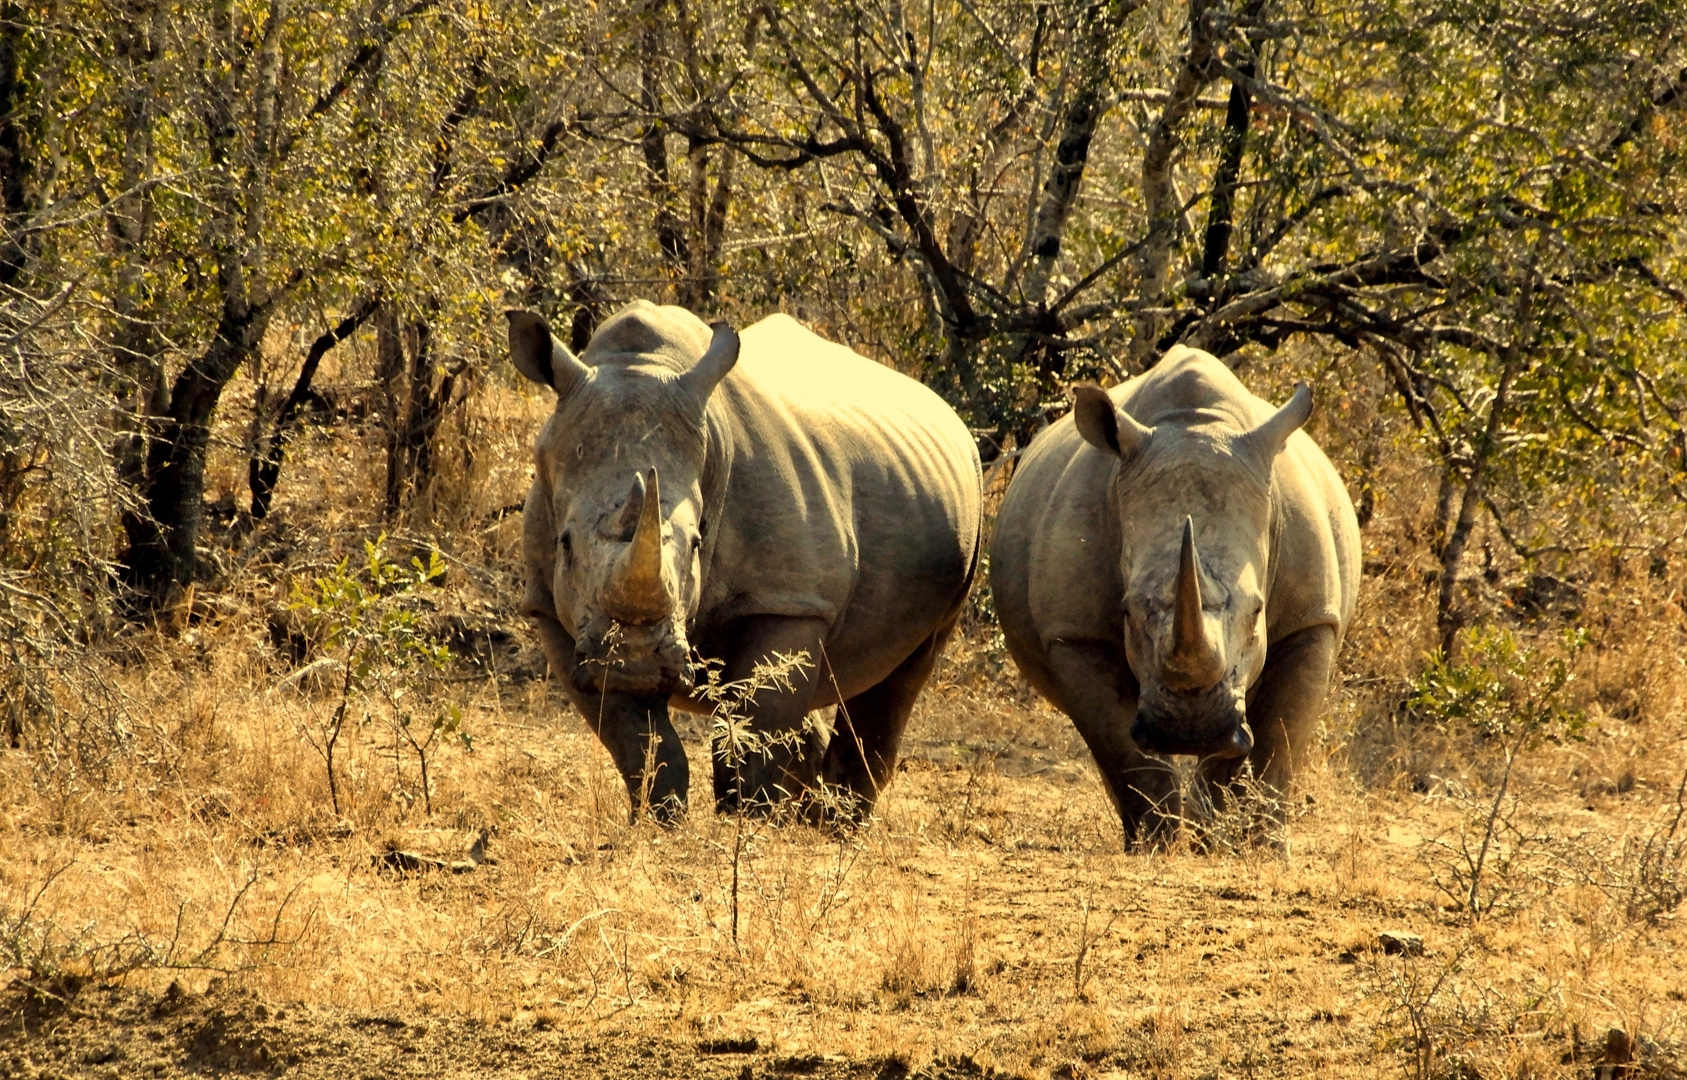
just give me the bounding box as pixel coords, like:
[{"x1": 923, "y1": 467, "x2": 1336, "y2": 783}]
[
  {"x1": 508, "y1": 300, "x2": 981, "y2": 821},
  {"x1": 990, "y1": 346, "x2": 1360, "y2": 844}
]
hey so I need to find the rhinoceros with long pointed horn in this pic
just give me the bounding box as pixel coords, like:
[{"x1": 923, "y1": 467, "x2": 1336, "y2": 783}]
[
  {"x1": 990, "y1": 346, "x2": 1360, "y2": 845},
  {"x1": 508, "y1": 301, "x2": 981, "y2": 822}
]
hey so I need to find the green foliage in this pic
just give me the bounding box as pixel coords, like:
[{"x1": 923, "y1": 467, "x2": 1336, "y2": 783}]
[
  {"x1": 0, "y1": 0, "x2": 1681, "y2": 658},
  {"x1": 290, "y1": 537, "x2": 453, "y2": 680},
  {"x1": 288, "y1": 535, "x2": 466, "y2": 817},
  {"x1": 690, "y1": 648, "x2": 818, "y2": 798},
  {"x1": 1411, "y1": 625, "x2": 1591, "y2": 919},
  {"x1": 1407, "y1": 625, "x2": 1590, "y2": 743}
]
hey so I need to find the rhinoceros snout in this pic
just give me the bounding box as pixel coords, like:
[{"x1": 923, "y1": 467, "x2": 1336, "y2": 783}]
[
  {"x1": 570, "y1": 656, "x2": 685, "y2": 696},
  {"x1": 1130, "y1": 714, "x2": 1253, "y2": 760},
  {"x1": 572, "y1": 620, "x2": 689, "y2": 696}
]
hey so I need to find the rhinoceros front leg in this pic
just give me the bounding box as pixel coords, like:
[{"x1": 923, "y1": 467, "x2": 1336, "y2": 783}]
[
  {"x1": 532, "y1": 613, "x2": 690, "y2": 822},
  {"x1": 709, "y1": 615, "x2": 830, "y2": 813},
  {"x1": 1196, "y1": 623, "x2": 1337, "y2": 825},
  {"x1": 1042, "y1": 639, "x2": 1181, "y2": 848}
]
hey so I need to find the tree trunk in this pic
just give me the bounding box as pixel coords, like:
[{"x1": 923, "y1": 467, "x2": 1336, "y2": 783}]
[
  {"x1": 0, "y1": 1, "x2": 35, "y2": 287},
  {"x1": 1437, "y1": 357, "x2": 1521, "y2": 658},
  {"x1": 247, "y1": 297, "x2": 380, "y2": 524},
  {"x1": 377, "y1": 305, "x2": 407, "y2": 516},
  {"x1": 680, "y1": 139, "x2": 733, "y2": 309},
  {"x1": 567, "y1": 261, "x2": 610, "y2": 353},
  {"x1": 382, "y1": 308, "x2": 459, "y2": 519},
  {"x1": 1198, "y1": 61, "x2": 1253, "y2": 282},
  {"x1": 118, "y1": 0, "x2": 287, "y2": 606},
  {"x1": 1132, "y1": 0, "x2": 1217, "y2": 367},
  {"x1": 108, "y1": 0, "x2": 167, "y2": 500},
  {"x1": 640, "y1": 2, "x2": 688, "y2": 287},
  {"x1": 1018, "y1": 3, "x2": 1125, "y2": 310},
  {"x1": 122, "y1": 317, "x2": 268, "y2": 599}
]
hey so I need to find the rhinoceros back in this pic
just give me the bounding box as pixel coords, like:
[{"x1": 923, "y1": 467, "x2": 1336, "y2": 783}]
[{"x1": 698, "y1": 314, "x2": 982, "y2": 696}]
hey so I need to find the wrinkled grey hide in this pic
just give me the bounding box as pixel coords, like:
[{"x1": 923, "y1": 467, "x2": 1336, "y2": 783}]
[
  {"x1": 990, "y1": 346, "x2": 1360, "y2": 845},
  {"x1": 510, "y1": 301, "x2": 981, "y2": 821}
]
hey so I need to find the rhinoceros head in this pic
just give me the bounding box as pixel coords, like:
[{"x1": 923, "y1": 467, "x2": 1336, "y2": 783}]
[
  {"x1": 1072, "y1": 377, "x2": 1313, "y2": 761},
  {"x1": 507, "y1": 304, "x2": 738, "y2": 696}
]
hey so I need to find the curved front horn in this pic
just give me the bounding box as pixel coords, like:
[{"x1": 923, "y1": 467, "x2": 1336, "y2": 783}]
[
  {"x1": 603, "y1": 467, "x2": 672, "y2": 623},
  {"x1": 1167, "y1": 517, "x2": 1224, "y2": 690}
]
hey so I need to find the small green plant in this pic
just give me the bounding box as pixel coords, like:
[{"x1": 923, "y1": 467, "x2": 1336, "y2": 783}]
[
  {"x1": 692, "y1": 650, "x2": 817, "y2": 805},
  {"x1": 288, "y1": 535, "x2": 467, "y2": 818},
  {"x1": 690, "y1": 649, "x2": 842, "y2": 951},
  {"x1": 1411, "y1": 626, "x2": 1589, "y2": 919},
  {"x1": 1407, "y1": 625, "x2": 1589, "y2": 742}
]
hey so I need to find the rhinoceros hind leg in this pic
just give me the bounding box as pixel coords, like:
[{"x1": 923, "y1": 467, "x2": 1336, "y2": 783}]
[
  {"x1": 1196, "y1": 623, "x2": 1337, "y2": 830},
  {"x1": 820, "y1": 620, "x2": 954, "y2": 819},
  {"x1": 709, "y1": 616, "x2": 831, "y2": 814},
  {"x1": 1041, "y1": 640, "x2": 1181, "y2": 849}
]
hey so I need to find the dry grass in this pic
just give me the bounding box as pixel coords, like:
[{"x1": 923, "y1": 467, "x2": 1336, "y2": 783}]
[{"x1": 3, "y1": 364, "x2": 1687, "y2": 1079}]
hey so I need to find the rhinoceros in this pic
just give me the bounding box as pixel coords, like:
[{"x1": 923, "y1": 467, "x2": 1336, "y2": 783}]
[
  {"x1": 508, "y1": 300, "x2": 981, "y2": 820},
  {"x1": 990, "y1": 346, "x2": 1360, "y2": 843}
]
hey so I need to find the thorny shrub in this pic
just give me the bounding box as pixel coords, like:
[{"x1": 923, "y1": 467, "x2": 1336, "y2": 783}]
[{"x1": 1406, "y1": 625, "x2": 1589, "y2": 743}]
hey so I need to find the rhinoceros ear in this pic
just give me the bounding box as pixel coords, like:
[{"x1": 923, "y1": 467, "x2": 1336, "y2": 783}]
[
  {"x1": 677, "y1": 320, "x2": 740, "y2": 408},
  {"x1": 1244, "y1": 382, "x2": 1313, "y2": 460},
  {"x1": 506, "y1": 310, "x2": 589, "y2": 396},
  {"x1": 1072, "y1": 385, "x2": 1152, "y2": 459}
]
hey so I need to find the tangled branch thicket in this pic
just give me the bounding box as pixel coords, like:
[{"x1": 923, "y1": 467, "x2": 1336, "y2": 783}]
[{"x1": 0, "y1": 281, "x2": 136, "y2": 769}]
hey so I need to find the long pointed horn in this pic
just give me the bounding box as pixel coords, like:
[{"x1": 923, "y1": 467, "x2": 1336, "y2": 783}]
[
  {"x1": 605, "y1": 468, "x2": 671, "y2": 622},
  {"x1": 612, "y1": 471, "x2": 646, "y2": 542},
  {"x1": 1168, "y1": 517, "x2": 1223, "y2": 689}
]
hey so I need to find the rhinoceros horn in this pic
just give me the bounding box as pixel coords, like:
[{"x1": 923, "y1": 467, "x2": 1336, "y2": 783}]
[
  {"x1": 1166, "y1": 516, "x2": 1224, "y2": 691},
  {"x1": 604, "y1": 467, "x2": 672, "y2": 624}
]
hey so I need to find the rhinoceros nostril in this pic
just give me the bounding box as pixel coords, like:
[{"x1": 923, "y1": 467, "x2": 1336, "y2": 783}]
[
  {"x1": 1219, "y1": 722, "x2": 1254, "y2": 759},
  {"x1": 1129, "y1": 715, "x2": 1152, "y2": 748}
]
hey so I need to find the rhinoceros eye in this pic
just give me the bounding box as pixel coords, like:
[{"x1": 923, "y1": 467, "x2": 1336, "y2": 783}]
[{"x1": 559, "y1": 529, "x2": 573, "y2": 564}]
